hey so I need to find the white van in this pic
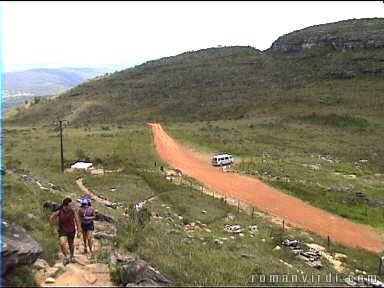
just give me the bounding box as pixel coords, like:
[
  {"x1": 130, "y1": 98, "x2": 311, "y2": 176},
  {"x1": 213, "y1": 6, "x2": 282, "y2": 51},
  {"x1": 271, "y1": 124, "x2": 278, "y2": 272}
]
[{"x1": 212, "y1": 153, "x2": 234, "y2": 166}]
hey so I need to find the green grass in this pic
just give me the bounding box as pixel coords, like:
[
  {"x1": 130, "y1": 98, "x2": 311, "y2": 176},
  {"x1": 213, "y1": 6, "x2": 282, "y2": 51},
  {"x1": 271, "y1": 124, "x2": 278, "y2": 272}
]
[
  {"x1": 165, "y1": 116, "x2": 384, "y2": 230},
  {"x1": 2, "y1": 174, "x2": 62, "y2": 286},
  {"x1": 3, "y1": 122, "x2": 384, "y2": 286},
  {"x1": 113, "y1": 172, "x2": 382, "y2": 286},
  {"x1": 83, "y1": 173, "x2": 154, "y2": 205},
  {"x1": 2, "y1": 265, "x2": 37, "y2": 287}
]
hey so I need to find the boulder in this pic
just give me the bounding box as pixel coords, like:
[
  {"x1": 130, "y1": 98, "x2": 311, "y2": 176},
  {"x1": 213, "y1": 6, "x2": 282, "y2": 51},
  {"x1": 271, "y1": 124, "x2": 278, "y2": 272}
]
[
  {"x1": 96, "y1": 211, "x2": 115, "y2": 223},
  {"x1": 118, "y1": 257, "x2": 171, "y2": 287},
  {"x1": 327, "y1": 71, "x2": 356, "y2": 79},
  {"x1": 45, "y1": 277, "x2": 56, "y2": 284},
  {"x1": 33, "y1": 258, "x2": 49, "y2": 271},
  {"x1": 43, "y1": 200, "x2": 60, "y2": 212},
  {"x1": 48, "y1": 183, "x2": 62, "y2": 191},
  {"x1": 2, "y1": 221, "x2": 43, "y2": 275}
]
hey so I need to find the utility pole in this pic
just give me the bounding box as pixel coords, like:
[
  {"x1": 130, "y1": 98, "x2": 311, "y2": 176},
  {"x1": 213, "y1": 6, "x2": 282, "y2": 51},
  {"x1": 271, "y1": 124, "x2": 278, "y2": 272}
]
[
  {"x1": 59, "y1": 120, "x2": 64, "y2": 173},
  {"x1": 55, "y1": 120, "x2": 67, "y2": 173}
]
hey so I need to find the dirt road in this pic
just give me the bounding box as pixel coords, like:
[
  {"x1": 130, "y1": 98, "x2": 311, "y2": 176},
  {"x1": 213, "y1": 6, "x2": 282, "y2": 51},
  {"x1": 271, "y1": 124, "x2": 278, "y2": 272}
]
[{"x1": 149, "y1": 123, "x2": 383, "y2": 253}]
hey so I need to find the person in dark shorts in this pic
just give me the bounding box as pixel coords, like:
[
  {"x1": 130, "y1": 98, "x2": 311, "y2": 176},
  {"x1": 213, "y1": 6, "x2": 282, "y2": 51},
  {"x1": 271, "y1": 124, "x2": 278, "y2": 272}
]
[
  {"x1": 49, "y1": 197, "x2": 81, "y2": 265},
  {"x1": 79, "y1": 196, "x2": 96, "y2": 257}
]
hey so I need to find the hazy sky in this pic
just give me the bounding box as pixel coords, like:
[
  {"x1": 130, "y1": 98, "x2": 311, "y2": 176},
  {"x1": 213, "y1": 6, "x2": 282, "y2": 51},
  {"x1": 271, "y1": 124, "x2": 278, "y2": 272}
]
[{"x1": 1, "y1": 1, "x2": 383, "y2": 72}]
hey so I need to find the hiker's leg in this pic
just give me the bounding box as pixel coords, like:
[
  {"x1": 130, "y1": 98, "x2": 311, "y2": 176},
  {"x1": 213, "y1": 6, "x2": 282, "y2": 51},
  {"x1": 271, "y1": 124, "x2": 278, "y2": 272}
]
[
  {"x1": 82, "y1": 230, "x2": 87, "y2": 252},
  {"x1": 68, "y1": 236, "x2": 75, "y2": 258},
  {"x1": 59, "y1": 236, "x2": 68, "y2": 257},
  {"x1": 87, "y1": 230, "x2": 93, "y2": 253}
]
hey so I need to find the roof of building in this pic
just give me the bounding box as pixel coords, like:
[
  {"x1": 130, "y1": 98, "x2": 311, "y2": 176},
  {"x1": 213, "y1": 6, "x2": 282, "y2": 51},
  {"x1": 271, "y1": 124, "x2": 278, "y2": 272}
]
[{"x1": 70, "y1": 162, "x2": 93, "y2": 169}]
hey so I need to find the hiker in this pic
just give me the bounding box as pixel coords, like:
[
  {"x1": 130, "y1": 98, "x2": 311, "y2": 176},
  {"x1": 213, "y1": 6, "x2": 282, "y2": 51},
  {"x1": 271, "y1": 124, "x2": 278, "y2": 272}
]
[
  {"x1": 78, "y1": 196, "x2": 96, "y2": 257},
  {"x1": 49, "y1": 197, "x2": 81, "y2": 265}
]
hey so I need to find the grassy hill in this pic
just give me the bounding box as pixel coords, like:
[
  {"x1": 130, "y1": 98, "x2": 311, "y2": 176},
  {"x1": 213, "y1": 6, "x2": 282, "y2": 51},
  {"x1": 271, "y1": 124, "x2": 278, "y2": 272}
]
[{"x1": 7, "y1": 18, "x2": 384, "y2": 126}]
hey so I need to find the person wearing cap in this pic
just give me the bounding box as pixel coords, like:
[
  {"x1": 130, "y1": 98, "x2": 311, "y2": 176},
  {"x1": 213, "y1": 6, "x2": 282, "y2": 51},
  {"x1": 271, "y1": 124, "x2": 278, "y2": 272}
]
[
  {"x1": 78, "y1": 197, "x2": 96, "y2": 256},
  {"x1": 49, "y1": 197, "x2": 82, "y2": 265}
]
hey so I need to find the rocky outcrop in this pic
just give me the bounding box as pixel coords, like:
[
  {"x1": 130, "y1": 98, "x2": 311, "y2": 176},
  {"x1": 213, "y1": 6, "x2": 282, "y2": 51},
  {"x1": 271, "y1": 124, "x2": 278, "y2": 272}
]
[
  {"x1": 327, "y1": 71, "x2": 356, "y2": 79},
  {"x1": 112, "y1": 254, "x2": 171, "y2": 287},
  {"x1": 43, "y1": 200, "x2": 61, "y2": 211},
  {"x1": 95, "y1": 212, "x2": 115, "y2": 223},
  {"x1": 361, "y1": 66, "x2": 384, "y2": 75},
  {"x1": 271, "y1": 18, "x2": 384, "y2": 53},
  {"x1": 2, "y1": 220, "x2": 43, "y2": 275}
]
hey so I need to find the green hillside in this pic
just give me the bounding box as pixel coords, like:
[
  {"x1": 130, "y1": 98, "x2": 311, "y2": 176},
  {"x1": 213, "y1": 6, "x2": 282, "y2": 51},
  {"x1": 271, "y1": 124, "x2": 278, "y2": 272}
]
[{"x1": 7, "y1": 18, "x2": 384, "y2": 126}]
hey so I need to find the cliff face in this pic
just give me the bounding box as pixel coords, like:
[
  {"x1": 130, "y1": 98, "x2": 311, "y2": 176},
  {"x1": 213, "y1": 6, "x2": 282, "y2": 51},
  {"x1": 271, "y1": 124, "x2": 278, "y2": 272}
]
[{"x1": 271, "y1": 18, "x2": 384, "y2": 52}]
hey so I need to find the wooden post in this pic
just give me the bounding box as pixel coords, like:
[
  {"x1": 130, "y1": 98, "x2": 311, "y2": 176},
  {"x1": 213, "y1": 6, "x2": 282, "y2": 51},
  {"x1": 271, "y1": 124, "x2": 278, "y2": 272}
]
[
  {"x1": 237, "y1": 200, "x2": 240, "y2": 214},
  {"x1": 59, "y1": 120, "x2": 64, "y2": 173},
  {"x1": 327, "y1": 235, "x2": 330, "y2": 249},
  {"x1": 252, "y1": 207, "x2": 255, "y2": 224},
  {"x1": 282, "y1": 220, "x2": 285, "y2": 231},
  {"x1": 379, "y1": 256, "x2": 384, "y2": 275}
]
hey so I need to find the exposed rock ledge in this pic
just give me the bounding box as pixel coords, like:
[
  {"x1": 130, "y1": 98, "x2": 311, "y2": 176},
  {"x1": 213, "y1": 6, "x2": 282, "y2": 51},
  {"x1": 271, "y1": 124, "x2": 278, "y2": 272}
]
[{"x1": 2, "y1": 220, "x2": 43, "y2": 275}]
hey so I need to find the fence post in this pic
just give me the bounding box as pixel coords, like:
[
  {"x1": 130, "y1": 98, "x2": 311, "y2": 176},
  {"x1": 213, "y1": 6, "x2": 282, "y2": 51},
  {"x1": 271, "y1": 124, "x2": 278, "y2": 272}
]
[
  {"x1": 379, "y1": 256, "x2": 384, "y2": 275},
  {"x1": 237, "y1": 200, "x2": 240, "y2": 214},
  {"x1": 252, "y1": 207, "x2": 254, "y2": 223}
]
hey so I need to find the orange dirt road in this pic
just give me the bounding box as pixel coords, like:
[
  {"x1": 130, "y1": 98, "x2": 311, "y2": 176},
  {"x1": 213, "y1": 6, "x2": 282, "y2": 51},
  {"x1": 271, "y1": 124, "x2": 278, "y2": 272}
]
[{"x1": 149, "y1": 123, "x2": 383, "y2": 253}]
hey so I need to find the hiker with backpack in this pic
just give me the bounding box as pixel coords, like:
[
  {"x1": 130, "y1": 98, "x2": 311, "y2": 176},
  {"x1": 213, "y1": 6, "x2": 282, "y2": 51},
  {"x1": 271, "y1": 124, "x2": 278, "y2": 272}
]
[
  {"x1": 49, "y1": 197, "x2": 82, "y2": 265},
  {"x1": 78, "y1": 196, "x2": 96, "y2": 257}
]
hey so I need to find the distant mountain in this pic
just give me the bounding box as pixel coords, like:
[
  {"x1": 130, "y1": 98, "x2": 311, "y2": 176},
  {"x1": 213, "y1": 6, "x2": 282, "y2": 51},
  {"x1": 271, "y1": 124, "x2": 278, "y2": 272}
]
[
  {"x1": 4, "y1": 67, "x2": 114, "y2": 96},
  {"x1": 3, "y1": 67, "x2": 116, "y2": 109},
  {"x1": 8, "y1": 18, "x2": 384, "y2": 124}
]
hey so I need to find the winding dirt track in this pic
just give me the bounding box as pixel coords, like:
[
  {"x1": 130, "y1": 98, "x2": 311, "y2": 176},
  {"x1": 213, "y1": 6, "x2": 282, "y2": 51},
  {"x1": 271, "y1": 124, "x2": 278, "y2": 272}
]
[{"x1": 149, "y1": 123, "x2": 383, "y2": 253}]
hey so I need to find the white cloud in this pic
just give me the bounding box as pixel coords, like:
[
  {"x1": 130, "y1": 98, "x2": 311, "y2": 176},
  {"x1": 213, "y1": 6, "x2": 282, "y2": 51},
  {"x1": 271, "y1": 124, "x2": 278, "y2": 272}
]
[{"x1": 2, "y1": 1, "x2": 383, "y2": 71}]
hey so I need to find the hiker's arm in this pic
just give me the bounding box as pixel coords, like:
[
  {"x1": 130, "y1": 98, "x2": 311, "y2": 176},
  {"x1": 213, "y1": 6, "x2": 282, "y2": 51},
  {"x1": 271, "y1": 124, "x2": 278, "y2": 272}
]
[
  {"x1": 88, "y1": 208, "x2": 96, "y2": 220},
  {"x1": 78, "y1": 209, "x2": 83, "y2": 222},
  {"x1": 74, "y1": 210, "x2": 82, "y2": 236},
  {"x1": 48, "y1": 210, "x2": 59, "y2": 224}
]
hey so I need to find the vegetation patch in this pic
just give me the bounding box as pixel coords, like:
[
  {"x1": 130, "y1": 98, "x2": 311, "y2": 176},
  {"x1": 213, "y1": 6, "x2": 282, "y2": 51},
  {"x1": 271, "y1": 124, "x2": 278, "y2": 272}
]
[{"x1": 297, "y1": 113, "x2": 371, "y2": 129}]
